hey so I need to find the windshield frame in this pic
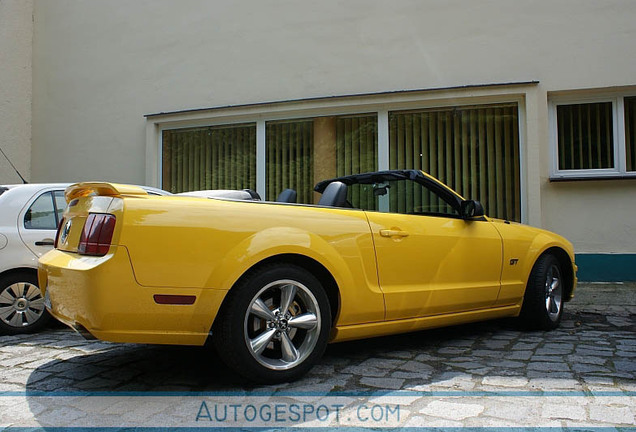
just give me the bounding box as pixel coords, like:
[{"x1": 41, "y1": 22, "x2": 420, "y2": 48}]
[{"x1": 314, "y1": 169, "x2": 465, "y2": 214}]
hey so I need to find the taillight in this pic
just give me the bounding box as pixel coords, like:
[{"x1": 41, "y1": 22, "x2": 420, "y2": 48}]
[{"x1": 78, "y1": 213, "x2": 116, "y2": 256}]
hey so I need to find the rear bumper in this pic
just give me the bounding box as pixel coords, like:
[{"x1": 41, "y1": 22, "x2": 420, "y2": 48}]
[{"x1": 38, "y1": 246, "x2": 227, "y2": 345}]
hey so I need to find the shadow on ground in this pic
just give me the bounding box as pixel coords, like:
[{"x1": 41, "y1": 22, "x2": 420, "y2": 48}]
[{"x1": 23, "y1": 309, "x2": 636, "y2": 394}]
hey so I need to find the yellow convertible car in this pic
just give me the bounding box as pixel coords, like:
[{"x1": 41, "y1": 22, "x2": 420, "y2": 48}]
[{"x1": 39, "y1": 170, "x2": 576, "y2": 383}]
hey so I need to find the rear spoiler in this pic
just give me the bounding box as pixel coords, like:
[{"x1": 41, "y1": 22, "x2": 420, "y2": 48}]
[{"x1": 65, "y1": 182, "x2": 148, "y2": 203}]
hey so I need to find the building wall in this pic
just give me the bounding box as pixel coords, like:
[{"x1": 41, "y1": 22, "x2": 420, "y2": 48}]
[
  {"x1": 28, "y1": 0, "x2": 636, "y2": 278},
  {"x1": 543, "y1": 180, "x2": 636, "y2": 253},
  {"x1": 0, "y1": 0, "x2": 33, "y2": 184}
]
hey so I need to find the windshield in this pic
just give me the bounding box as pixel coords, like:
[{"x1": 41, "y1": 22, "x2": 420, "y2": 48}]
[
  {"x1": 348, "y1": 179, "x2": 460, "y2": 217},
  {"x1": 315, "y1": 170, "x2": 463, "y2": 217}
]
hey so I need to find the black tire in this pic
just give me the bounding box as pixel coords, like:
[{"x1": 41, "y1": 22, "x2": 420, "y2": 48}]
[
  {"x1": 213, "y1": 264, "x2": 331, "y2": 383},
  {"x1": 519, "y1": 253, "x2": 564, "y2": 330},
  {"x1": 0, "y1": 271, "x2": 52, "y2": 335}
]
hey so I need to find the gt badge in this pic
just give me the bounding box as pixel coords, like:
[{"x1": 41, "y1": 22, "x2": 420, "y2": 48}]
[{"x1": 509, "y1": 258, "x2": 519, "y2": 266}]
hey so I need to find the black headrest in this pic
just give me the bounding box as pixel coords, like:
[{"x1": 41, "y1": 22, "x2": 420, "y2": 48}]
[
  {"x1": 276, "y1": 188, "x2": 297, "y2": 203},
  {"x1": 242, "y1": 189, "x2": 261, "y2": 200},
  {"x1": 317, "y1": 181, "x2": 348, "y2": 207}
]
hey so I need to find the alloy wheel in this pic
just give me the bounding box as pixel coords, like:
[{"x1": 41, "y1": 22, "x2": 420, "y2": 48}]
[
  {"x1": 243, "y1": 279, "x2": 321, "y2": 371},
  {"x1": 0, "y1": 282, "x2": 46, "y2": 328},
  {"x1": 544, "y1": 264, "x2": 562, "y2": 322}
]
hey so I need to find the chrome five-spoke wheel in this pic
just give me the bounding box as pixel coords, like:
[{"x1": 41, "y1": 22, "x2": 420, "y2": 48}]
[
  {"x1": 214, "y1": 264, "x2": 331, "y2": 383},
  {"x1": 244, "y1": 280, "x2": 321, "y2": 370},
  {"x1": 520, "y1": 253, "x2": 565, "y2": 330},
  {"x1": 544, "y1": 264, "x2": 562, "y2": 322}
]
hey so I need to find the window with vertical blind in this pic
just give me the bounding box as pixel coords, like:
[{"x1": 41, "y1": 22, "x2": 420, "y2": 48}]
[
  {"x1": 266, "y1": 120, "x2": 314, "y2": 203},
  {"x1": 551, "y1": 94, "x2": 636, "y2": 179},
  {"x1": 265, "y1": 115, "x2": 377, "y2": 204},
  {"x1": 161, "y1": 124, "x2": 256, "y2": 193},
  {"x1": 336, "y1": 115, "x2": 378, "y2": 176},
  {"x1": 158, "y1": 103, "x2": 529, "y2": 219},
  {"x1": 556, "y1": 102, "x2": 613, "y2": 170},
  {"x1": 389, "y1": 104, "x2": 521, "y2": 222},
  {"x1": 336, "y1": 115, "x2": 377, "y2": 209}
]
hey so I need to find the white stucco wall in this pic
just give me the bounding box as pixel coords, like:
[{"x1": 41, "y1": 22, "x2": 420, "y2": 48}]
[
  {"x1": 0, "y1": 0, "x2": 33, "y2": 184},
  {"x1": 543, "y1": 180, "x2": 636, "y2": 254},
  {"x1": 28, "y1": 0, "x2": 636, "y2": 254}
]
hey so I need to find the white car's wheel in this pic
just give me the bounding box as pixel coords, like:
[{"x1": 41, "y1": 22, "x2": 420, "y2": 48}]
[
  {"x1": 214, "y1": 264, "x2": 331, "y2": 383},
  {"x1": 0, "y1": 272, "x2": 51, "y2": 334}
]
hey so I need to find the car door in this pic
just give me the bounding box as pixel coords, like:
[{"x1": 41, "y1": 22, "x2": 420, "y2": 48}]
[
  {"x1": 18, "y1": 189, "x2": 66, "y2": 257},
  {"x1": 362, "y1": 179, "x2": 503, "y2": 320}
]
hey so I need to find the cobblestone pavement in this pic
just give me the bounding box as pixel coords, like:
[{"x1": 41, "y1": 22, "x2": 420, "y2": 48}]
[{"x1": 0, "y1": 283, "x2": 635, "y2": 429}]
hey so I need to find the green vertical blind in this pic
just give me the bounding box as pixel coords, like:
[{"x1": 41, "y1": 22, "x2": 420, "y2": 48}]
[
  {"x1": 336, "y1": 115, "x2": 378, "y2": 176},
  {"x1": 625, "y1": 97, "x2": 636, "y2": 172},
  {"x1": 162, "y1": 124, "x2": 256, "y2": 193},
  {"x1": 556, "y1": 102, "x2": 614, "y2": 170},
  {"x1": 389, "y1": 104, "x2": 520, "y2": 221},
  {"x1": 266, "y1": 120, "x2": 314, "y2": 203},
  {"x1": 336, "y1": 115, "x2": 378, "y2": 210}
]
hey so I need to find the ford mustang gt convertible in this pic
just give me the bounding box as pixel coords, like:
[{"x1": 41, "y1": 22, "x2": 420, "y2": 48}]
[{"x1": 39, "y1": 170, "x2": 576, "y2": 383}]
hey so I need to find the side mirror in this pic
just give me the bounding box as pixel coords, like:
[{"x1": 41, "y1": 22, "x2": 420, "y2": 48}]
[{"x1": 460, "y1": 200, "x2": 485, "y2": 219}]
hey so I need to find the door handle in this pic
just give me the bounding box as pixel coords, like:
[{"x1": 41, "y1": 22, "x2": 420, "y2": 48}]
[
  {"x1": 35, "y1": 239, "x2": 55, "y2": 246},
  {"x1": 379, "y1": 229, "x2": 409, "y2": 238}
]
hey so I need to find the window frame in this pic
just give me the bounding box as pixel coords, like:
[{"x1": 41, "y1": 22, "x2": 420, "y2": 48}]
[
  {"x1": 549, "y1": 93, "x2": 636, "y2": 180},
  {"x1": 387, "y1": 103, "x2": 522, "y2": 221},
  {"x1": 315, "y1": 170, "x2": 466, "y2": 216},
  {"x1": 23, "y1": 191, "x2": 64, "y2": 231},
  {"x1": 160, "y1": 122, "x2": 258, "y2": 194},
  {"x1": 148, "y1": 86, "x2": 530, "y2": 222},
  {"x1": 358, "y1": 174, "x2": 464, "y2": 219}
]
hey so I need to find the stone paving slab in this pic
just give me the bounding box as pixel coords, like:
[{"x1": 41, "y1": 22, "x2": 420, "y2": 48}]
[{"x1": 0, "y1": 283, "x2": 634, "y2": 429}]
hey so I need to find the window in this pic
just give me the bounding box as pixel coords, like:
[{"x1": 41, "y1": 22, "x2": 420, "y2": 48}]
[
  {"x1": 389, "y1": 104, "x2": 521, "y2": 221},
  {"x1": 336, "y1": 115, "x2": 378, "y2": 177},
  {"x1": 53, "y1": 191, "x2": 66, "y2": 222},
  {"x1": 551, "y1": 94, "x2": 636, "y2": 179},
  {"x1": 157, "y1": 100, "x2": 521, "y2": 221},
  {"x1": 556, "y1": 102, "x2": 613, "y2": 170},
  {"x1": 262, "y1": 115, "x2": 377, "y2": 204},
  {"x1": 625, "y1": 96, "x2": 636, "y2": 172},
  {"x1": 161, "y1": 124, "x2": 256, "y2": 193},
  {"x1": 162, "y1": 116, "x2": 377, "y2": 202},
  {"x1": 24, "y1": 191, "x2": 65, "y2": 230},
  {"x1": 266, "y1": 120, "x2": 314, "y2": 203}
]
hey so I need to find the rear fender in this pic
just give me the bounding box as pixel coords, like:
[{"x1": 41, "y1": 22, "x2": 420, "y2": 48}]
[
  {"x1": 207, "y1": 227, "x2": 352, "y2": 293},
  {"x1": 206, "y1": 226, "x2": 385, "y2": 325}
]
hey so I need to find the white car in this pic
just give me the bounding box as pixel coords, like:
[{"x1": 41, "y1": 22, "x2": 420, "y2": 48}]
[{"x1": 0, "y1": 183, "x2": 170, "y2": 334}]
